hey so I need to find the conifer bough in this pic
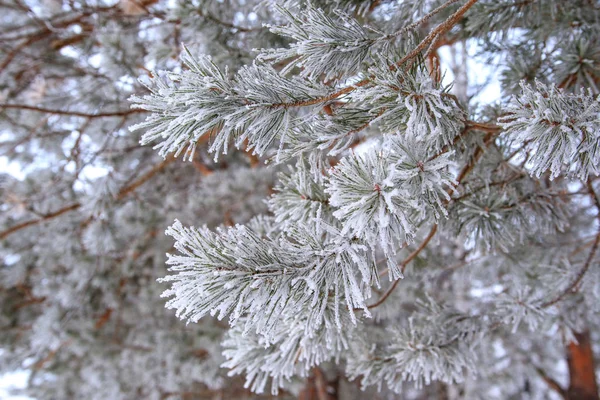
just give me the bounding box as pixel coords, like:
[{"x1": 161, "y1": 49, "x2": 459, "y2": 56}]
[{"x1": 2, "y1": 0, "x2": 600, "y2": 399}]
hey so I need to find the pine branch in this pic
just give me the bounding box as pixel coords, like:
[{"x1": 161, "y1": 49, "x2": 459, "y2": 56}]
[
  {"x1": 387, "y1": 0, "x2": 463, "y2": 40},
  {"x1": 269, "y1": 0, "x2": 480, "y2": 108},
  {"x1": 116, "y1": 155, "x2": 175, "y2": 200}
]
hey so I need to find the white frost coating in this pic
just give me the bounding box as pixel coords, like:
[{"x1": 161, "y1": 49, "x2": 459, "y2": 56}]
[
  {"x1": 354, "y1": 62, "x2": 465, "y2": 150},
  {"x1": 222, "y1": 306, "x2": 353, "y2": 395},
  {"x1": 159, "y1": 219, "x2": 376, "y2": 342},
  {"x1": 325, "y1": 138, "x2": 456, "y2": 277},
  {"x1": 261, "y1": 5, "x2": 389, "y2": 82},
  {"x1": 326, "y1": 148, "x2": 416, "y2": 275},
  {"x1": 130, "y1": 46, "x2": 330, "y2": 160},
  {"x1": 126, "y1": 5, "x2": 596, "y2": 397},
  {"x1": 10, "y1": 1, "x2": 600, "y2": 398},
  {"x1": 499, "y1": 81, "x2": 600, "y2": 179},
  {"x1": 386, "y1": 136, "x2": 457, "y2": 219},
  {"x1": 346, "y1": 300, "x2": 481, "y2": 394},
  {"x1": 268, "y1": 158, "x2": 331, "y2": 230}
]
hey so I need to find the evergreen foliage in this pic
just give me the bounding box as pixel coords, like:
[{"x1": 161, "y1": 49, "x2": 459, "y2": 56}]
[{"x1": 2, "y1": 1, "x2": 600, "y2": 399}]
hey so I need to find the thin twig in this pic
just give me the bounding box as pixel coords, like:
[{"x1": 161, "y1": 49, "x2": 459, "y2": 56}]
[
  {"x1": 367, "y1": 225, "x2": 438, "y2": 309},
  {"x1": 0, "y1": 203, "x2": 81, "y2": 241},
  {"x1": 116, "y1": 155, "x2": 175, "y2": 200},
  {"x1": 0, "y1": 156, "x2": 176, "y2": 240},
  {"x1": 427, "y1": 120, "x2": 501, "y2": 162},
  {"x1": 534, "y1": 366, "x2": 567, "y2": 399},
  {"x1": 388, "y1": 0, "x2": 462, "y2": 39},
  {"x1": 0, "y1": 103, "x2": 145, "y2": 118},
  {"x1": 541, "y1": 178, "x2": 600, "y2": 308}
]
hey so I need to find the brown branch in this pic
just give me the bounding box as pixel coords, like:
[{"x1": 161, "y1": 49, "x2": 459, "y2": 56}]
[
  {"x1": 367, "y1": 224, "x2": 438, "y2": 309},
  {"x1": 388, "y1": 0, "x2": 462, "y2": 39},
  {"x1": 116, "y1": 155, "x2": 175, "y2": 200},
  {"x1": 0, "y1": 103, "x2": 145, "y2": 118},
  {"x1": 14, "y1": 296, "x2": 47, "y2": 310},
  {"x1": 535, "y1": 367, "x2": 567, "y2": 399},
  {"x1": 94, "y1": 308, "x2": 113, "y2": 330},
  {"x1": 452, "y1": 172, "x2": 526, "y2": 202},
  {"x1": 32, "y1": 340, "x2": 70, "y2": 370},
  {"x1": 313, "y1": 367, "x2": 332, "y2": 400},
  {"x1": 0, "y1": 203, "x2": 81, "y2": 241},
  {"x1": 299, "y1": 373, "x2": 318, "y2": 400},
  {"x1": 0, "y1": 34, "x2": 44, "y2": 74},
  {"x1": 0, "y1": 9, "x2": 104, "y2": 73},
  {"x1": 541, "y1": 179, "x2": 600, "y2": 308},
  {"x1": 427, "y1": 120, "x2": 501, "y2": 163},
  {"x1": 192, "y1": 159, "x2": 213, "y2": 175},
  {"x1": 391, "y1": 0, "x2": 480, "y2": 70},
  {"x1": 0, "y1": 156, "x2": 176, "y2": 240},
  {"x1": 466, "y1": 121, "x2": 503, "y2": 134},
  {"x1": 454, "y1": 130, "x2": 496, "y2": 184},
  {"x1": 566, "y1": 330, "x2": 600, "y2": 400},
  {"x1": 32, "y1": 348, "x2": 59, "y2": 371}
]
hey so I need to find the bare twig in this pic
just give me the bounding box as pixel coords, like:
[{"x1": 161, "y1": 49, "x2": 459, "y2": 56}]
[
  {"x1": 0, "y1": 103, "x2": 145, "y2": 118},
  {"x1": 535, "y1": 366, "x2": 567, "y2": 399},
  {"x1": 0, "y1": 156, "x2": 176, "y2": 240},
  {"x1": 367, "y1": 225, "x2": 438, "y2": 309},
  {"x1": 541, "y1": 179, "x2": 600, "y2": 308}
]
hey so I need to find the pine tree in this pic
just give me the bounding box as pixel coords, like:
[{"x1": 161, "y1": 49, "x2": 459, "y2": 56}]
[{"x1": 1, "y1": 1, "x2": 600, "y2": 399}]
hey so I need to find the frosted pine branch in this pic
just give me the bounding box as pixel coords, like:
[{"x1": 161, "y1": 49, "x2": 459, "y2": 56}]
[
  {"x1": 160, "y1": 220, "x2": 378, "y2": 340},
  {"x1": 130, "y1": 47, "x2": 330, "y2": 160},
  {"x1": 499, "y1": 81, "x2": 600, "y2": 179}
]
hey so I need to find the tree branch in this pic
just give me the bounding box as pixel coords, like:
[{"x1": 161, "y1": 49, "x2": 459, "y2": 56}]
[
  {"x1": 0, "y1": 103, "x2": 146, "y2": 118},
  {"x1": 367, "y1": 224, "x2": 438, "y2": 309},
  {"x1": 0, "y1": 203, "x2": 81, "y2": 241},
  {"x1": 534, "y1": 366, "x2": 567, "y2": 399},
  {"x1": 0, "y1": 156, "x2": 175, "y2": 240},
  {"x1": 541, "y1": 179, "x2": 600, "y2": 308},
  {"x1": 270, "y1": 0, "x2": 480, "y2": 108}
]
